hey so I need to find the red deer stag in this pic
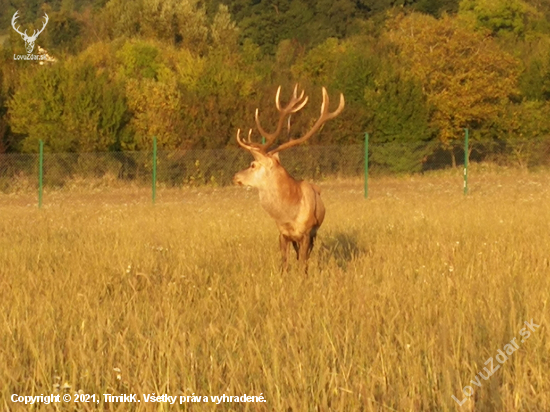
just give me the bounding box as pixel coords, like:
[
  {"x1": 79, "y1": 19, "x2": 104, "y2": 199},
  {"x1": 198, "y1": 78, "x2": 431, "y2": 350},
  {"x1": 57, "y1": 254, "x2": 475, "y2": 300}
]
[{"x1": 233, "y1": 85, "x2": 345, "y2": 273}]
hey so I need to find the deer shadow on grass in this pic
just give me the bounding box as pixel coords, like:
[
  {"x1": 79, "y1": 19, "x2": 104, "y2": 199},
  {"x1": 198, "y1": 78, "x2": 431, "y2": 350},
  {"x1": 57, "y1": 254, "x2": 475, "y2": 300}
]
[{"x1": 316, "y1": 230, "x2": 363, "y2": 270}]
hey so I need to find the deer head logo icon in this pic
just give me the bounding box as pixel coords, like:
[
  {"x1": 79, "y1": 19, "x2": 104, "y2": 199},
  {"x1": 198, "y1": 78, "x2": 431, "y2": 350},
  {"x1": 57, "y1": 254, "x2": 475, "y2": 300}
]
[{"x1": 12, "y1": 10, "x2": 49, "y2": 54}]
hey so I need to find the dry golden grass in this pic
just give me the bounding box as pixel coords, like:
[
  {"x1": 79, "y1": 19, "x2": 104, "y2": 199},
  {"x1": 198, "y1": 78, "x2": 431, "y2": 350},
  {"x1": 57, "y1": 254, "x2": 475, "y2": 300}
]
[{"x1": 1, "y1": 167, "x2": 549, "y2": 411}]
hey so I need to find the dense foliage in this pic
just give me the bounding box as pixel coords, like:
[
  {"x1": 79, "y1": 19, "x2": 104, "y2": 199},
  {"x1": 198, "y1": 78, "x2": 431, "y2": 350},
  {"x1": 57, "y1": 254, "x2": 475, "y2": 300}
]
[{"x1": 1, "y1": 0, "x2": 550, "y2": 171}]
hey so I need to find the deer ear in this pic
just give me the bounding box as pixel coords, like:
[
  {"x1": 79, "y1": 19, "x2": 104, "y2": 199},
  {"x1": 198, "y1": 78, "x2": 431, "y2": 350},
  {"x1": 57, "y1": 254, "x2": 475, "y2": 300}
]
[{"x1": 271, "y1": 152, "x2": 281, "y2": 163}]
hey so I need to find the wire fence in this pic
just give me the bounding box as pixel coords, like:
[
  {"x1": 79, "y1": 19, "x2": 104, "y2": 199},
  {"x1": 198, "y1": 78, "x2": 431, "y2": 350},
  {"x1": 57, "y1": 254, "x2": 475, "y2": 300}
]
[
  {"x1": 0, "y1": 144, "x2": 366, "y2": 200},
  {"x1": 1, "y1": 134, "x2": 549, "y2": 206},
  {"x1": 0, "y1": 145, "x2": 363, "y2": 189}
]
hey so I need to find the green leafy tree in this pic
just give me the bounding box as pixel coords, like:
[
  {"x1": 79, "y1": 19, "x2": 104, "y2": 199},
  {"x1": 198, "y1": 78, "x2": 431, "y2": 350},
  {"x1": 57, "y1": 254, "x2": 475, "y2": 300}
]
[
  {"x1": 9, "y1": 66, "x2": 67, "y2": 152},
  {"x1": 114, "y1": 40, "x2": 184, "y2": 149},
  {"x1": 116, "y1": 40, "x2": 161, "y2": 80},
  {"x1": 292, "y1": 36, "x2": 384, "y2": 145},
  {"x1": 518, "y1": 39, "x2": 550, "y2": 101},
  {"x1": 520, "y1": 57, "x2": 550, "y2": 101},
  {"x1": 62, "y1": 59, "x2": 128, "y2": 151},
  {"x1": 111, "y1": 35, "x2": 261, "y2": 150},
  {"x1": 225, "y1": 0, "x2": 361, "y2": 55},
  {"x1": 8, "y1": 58, "x2": 128, "y2": 152},
  {"x1": 187, "y1": 47, "x2": 264, "y2": 148},
  {"x1": 365, "y1": 72, "x2": 436, "y2": 172},
  {"x1": 43, "y1": 10, "x2": 83, "y2": 54},
  {"x1": 0, "y1": 0, "x2": 42, "y2": 30},
  {"x1": 101, "y1": 0, "x2": 208, "y2": 52},
  {"x1": 459, "y1": 0, "x2": 540, "y2": 37},
  {"x1": 210, "y1": 4, "x2": 239, "y2": 52},
  {"x1": 292, "y1": 38, "x2": 344, "y2": 85},
  {"x1": 413, "y1": 0, "x2": 459, "y2": 16},
  {"x1": 124, "y1": 78, "x2": 183, "y2": 150},
  {"x1": 491, "y1": 100, "x2": 550, "y2": 167}
]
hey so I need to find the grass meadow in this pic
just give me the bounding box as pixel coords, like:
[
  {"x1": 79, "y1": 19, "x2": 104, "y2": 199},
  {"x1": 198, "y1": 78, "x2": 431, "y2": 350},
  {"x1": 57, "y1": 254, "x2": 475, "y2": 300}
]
[{"x1": 1, "y1": 166, "x2": 549, "y2": 411}]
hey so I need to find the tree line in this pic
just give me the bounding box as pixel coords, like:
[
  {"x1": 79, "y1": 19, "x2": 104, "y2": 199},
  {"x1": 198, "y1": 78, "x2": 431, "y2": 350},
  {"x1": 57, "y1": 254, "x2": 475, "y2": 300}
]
[{"x1": 1, "y1": 0, "x2": 550, "y2": 172}]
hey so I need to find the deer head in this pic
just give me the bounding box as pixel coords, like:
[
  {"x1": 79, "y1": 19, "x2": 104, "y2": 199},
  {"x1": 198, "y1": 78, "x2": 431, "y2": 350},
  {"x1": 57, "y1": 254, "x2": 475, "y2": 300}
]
[
  {"x1": 12, "y1": 11, "x2": 49, "y2": 54},
  {"x1": 233, "y1": 129, "x2": 282, "y2": 190},
  {"x1": 234, "y1": 84, "x2": 344, "y2": 187},
  {"x1": 234, "y1": 85, "x2": 344, "y2": 273}
]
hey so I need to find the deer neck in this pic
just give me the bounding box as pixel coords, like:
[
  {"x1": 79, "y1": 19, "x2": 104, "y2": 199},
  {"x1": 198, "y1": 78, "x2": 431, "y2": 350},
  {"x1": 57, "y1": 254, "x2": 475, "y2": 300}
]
[{"x1": 257, "y1": 167, "x2": 301, "y2": 219}]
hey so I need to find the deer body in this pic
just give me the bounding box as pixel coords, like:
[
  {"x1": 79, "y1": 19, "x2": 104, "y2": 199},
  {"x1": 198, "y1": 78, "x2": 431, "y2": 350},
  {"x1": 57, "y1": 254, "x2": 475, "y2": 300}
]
[
  {"x1": 237, "y1": 157, "x2": 324, "y2": 238},
  {"x1": 234, "y1": 85, "x2": 343, "y2": 273}
]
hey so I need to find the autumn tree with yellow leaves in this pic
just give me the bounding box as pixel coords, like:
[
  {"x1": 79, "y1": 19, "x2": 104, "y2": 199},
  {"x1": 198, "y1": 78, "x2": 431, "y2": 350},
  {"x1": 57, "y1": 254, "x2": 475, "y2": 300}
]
[{"x1": 387, "y1": 13, "x2": 521, "y2": 165}]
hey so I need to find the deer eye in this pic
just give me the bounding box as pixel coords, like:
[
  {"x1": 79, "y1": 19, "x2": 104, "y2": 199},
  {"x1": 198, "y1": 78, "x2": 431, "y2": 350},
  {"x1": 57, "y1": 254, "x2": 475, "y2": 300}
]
[{"x1": 250, "y1": 162, "x2": 256, "y2": 169}]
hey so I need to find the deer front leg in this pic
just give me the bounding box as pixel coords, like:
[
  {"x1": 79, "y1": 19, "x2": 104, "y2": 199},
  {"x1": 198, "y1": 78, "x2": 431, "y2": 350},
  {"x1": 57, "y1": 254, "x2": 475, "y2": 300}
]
[
  {"x1": 279, "y1": 234, "x2": 291, "y2": 273},
  {"x1": 292, "y1": 241, "x2": 299, "y2": 259},
  {"x1": 298, "y1": 234, "x2": 312, "y2": 274}
]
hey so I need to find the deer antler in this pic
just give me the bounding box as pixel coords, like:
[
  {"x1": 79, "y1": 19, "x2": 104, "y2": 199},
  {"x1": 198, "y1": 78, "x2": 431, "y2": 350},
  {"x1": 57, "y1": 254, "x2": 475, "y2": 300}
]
[
  {"x1": 29, "y1": 13, "x2": 49, "y2": 40},
  {"x1": 11, "y1": 11, "x2": 48, "y2": 40},
  {"x1": 268, "y1": 87, "x2": 344, "y2": 155},
  {"x1": 236, "y1": 85, "x2": 344, "y2": 154},
  {"x1": 11, "y1": 11, "x2": 27, "y2": 38},
  {"x1": 247, "y1": 84, "x2": 309, "y2": 152}
]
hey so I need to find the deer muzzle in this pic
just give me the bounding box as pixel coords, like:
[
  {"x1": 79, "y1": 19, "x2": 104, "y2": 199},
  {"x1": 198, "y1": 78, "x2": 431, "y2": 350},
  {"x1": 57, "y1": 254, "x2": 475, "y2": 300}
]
[{"x1": 233, "y1": 172, "x2": 244, "y2": 186}]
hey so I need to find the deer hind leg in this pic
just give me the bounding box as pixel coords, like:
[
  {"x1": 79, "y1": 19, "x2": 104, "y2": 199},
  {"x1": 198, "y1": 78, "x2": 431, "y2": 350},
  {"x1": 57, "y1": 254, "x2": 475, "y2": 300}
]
[
  {"x1": 279, "y1": 234, "x2": 291, "y2": 273},
  {"x1": 307, "y1": 234, "x2": 316, "y2": 259},
  {"x1": 306, "y1": 226, "x2": 320, "y2": 260}
]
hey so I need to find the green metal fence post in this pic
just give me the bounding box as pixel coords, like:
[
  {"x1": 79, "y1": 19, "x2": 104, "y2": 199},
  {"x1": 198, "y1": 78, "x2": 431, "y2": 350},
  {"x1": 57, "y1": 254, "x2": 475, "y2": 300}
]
[
  {"x1": 464, "y1": 128, "x2": 469, "y2": 195},
  {"x1": 152, "y1": 136, "x2": 157, "y2": 204},
  {"x1": 364, "y1": 132, "x2": 369, "y2": 199},
  {"x1": 38, "y1": 140, "x2": 43, "y2": 208}
]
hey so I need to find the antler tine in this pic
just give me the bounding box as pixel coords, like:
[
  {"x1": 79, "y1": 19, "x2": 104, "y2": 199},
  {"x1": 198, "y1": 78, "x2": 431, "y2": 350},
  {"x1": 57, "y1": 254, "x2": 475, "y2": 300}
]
[
  {"x1": 236, "y1": 128, "x2": 244, "y2": 147},
  {"x1": 254, "y1": 108, "x2": 271, "y2": 145},
  {"x1": 236, "y1": 128, "x2": 248, "y2": 149},
  {"x1": 275, "y1": 86, "x2": 282, "y2": 111},
  {"x1": 291, "y1": 95, "x2": 309, "y2": 113},
  {"x1": 268, "y1": 87, "x2": 345, "y2": 155}
]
